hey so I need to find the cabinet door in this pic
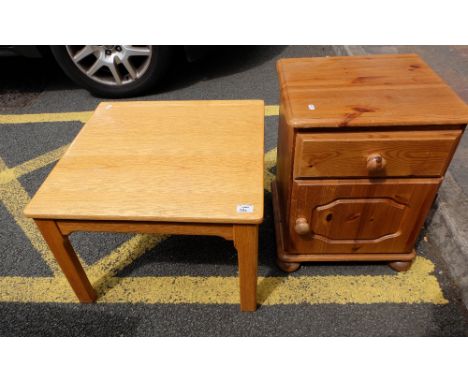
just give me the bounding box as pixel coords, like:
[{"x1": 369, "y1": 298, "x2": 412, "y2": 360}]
[{"x1": 288, "y1": 178, "x2": 440, "y2": 254}]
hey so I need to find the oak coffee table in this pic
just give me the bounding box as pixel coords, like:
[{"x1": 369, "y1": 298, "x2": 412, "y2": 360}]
[{"x1": 25, "y1": 100, "x2": 265, "y2": 311}]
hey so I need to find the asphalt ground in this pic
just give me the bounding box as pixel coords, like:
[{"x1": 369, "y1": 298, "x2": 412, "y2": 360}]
[{"x1": 1, "y1": 46, "x2": 467, "y2": 336}]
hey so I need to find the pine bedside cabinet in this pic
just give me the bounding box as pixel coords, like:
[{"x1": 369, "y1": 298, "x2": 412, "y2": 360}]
[
  {"x1": 24, "y1": 100, "x2": 264, "y2": 311},
  {"x1": 272, "y1": 54, "x2": 468, "y2": 272}
]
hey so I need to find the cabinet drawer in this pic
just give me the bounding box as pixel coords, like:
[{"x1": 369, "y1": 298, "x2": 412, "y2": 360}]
[
  {"x1": 287, "y1": 178, "x2": 440, "y2": 254},
  {"x1": 294, "y1": 130, "x2": 461, "y2": 178}
]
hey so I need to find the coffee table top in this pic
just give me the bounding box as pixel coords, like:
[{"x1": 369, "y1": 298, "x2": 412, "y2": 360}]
[
  {"x1": 25, "y1": 100, "x2": 264, "y2": 224},
  {"x1": 277, "y1": 54, "x2": 468, "y2": 128}
]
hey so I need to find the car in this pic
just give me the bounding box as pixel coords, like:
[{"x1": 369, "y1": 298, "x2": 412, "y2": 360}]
[{"x1": 0, "y1": 45, "x2": 204, "y2": 98}]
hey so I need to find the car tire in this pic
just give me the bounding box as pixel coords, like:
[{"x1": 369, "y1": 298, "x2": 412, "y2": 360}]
[{"x1": 50, "y1": 45, "x2": 172, "y2": 98}]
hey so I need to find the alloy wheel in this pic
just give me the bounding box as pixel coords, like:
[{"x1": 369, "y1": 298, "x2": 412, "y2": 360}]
[{"x1": 65, "y1": 45, "x2": 152, "y2": 86}]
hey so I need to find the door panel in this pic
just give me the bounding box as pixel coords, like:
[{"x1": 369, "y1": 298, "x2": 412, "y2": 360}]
[{"x1": 288, "y1": 178, "x2": 440, "y2": 254}]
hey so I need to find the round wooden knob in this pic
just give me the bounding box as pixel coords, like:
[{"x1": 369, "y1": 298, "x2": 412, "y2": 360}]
[
  {"x1": 367, "y1": 153, "x2": 387, "y2": 172},
  {"x1": 294, "y1": 218, "x2": 310, "y2": 235}
]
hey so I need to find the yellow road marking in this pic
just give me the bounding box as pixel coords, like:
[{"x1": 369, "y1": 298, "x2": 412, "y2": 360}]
[
  {"x1": 0, "y1": 111, "x2": 93, "y2": 124},
  {"x1": 264, "y1": 147, "x2": 277, "y2": 168},
  {"x1": 0, "y1": 145, "x2": 68, "y2": 185},
  {"x1": 0, "y1": 105, "x2": 280, "y2": 125},
  {"x1": 264, "y1": 105, "x2": 279, "y2": 116},
  {"x1": 0, "y1": 157, "x2": 61, "y2": 274},
  {"x1": 0, "y1": 257, "x2": 447, "y2": 304},
  {"x1": 264, "y1": 148, "x2": 277, "y2": 192},
  {"x1": 88, "y1": 234, "x2": 168, "y2": 285}
]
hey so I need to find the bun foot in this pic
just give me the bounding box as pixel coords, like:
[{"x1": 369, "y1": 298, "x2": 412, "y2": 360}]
[
  {"x1": 388, "y1": 260, "x2": 413, "y2": 272},
  {"x1": 276, "y1": 259, "x2": 301, "y2": 273}
]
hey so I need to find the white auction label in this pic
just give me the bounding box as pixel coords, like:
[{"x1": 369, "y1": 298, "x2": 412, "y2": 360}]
[{"x1": 236, "y1": 204, "x2": 254, "y2": 213}]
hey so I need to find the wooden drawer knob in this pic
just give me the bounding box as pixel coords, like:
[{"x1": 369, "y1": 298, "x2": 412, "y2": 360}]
[
  {"x1": 294, "y1": 218, "x2": 310, "y2": 235},
  {"x1": 367, "y1": 153, "x2": 387, "y2": 172}
]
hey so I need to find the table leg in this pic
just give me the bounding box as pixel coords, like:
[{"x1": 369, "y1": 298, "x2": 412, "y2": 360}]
[
  {"x1": 233, "y1": 224, "x2": 258, "y2": 311},
  {"x1": 34, "y1": 219, "x2": 97, "y2": 303}
]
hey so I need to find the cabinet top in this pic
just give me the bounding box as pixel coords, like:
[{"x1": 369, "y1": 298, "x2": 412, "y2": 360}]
[{"x1": 277, "y1": 54, "x2": 468, "y2": 128}]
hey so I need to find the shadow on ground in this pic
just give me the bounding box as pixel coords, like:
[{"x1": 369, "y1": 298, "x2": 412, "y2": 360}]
[{"x1": 0, "y1": 46, "x2": 288, "y2": 108}]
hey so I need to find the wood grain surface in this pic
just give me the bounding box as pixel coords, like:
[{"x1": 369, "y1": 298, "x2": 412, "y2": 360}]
[
  {"x1": 233, "y1": 224, "x2": 259, "y2": 311},
  {"x1": 275, "y1": 111, "x2": 296, "y2": 228},
  {"x1": 277, "y1": 54, "x2": 468, "y2": 128},
  {"x1": 274, "y1": 54, "x2": 466, "y2": 271},
  {"x1": 271, "y1": 180, "x2": 416, "y2": 271},
  {"x1": 287, "y1": 178, "x2": 441, "y2": 254},
  {"x1": 34, "y1": 219, "x2": 97, "y2": 302},
  {"x1": 56, "y1": 219, "x2": 234, "y2": 240},
  {"x1": 25, "y1": 100, "x2": 265, "y2": 223},
  {"x1": 294, "y1": 130, "x2": 461, "y2": 178}
]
